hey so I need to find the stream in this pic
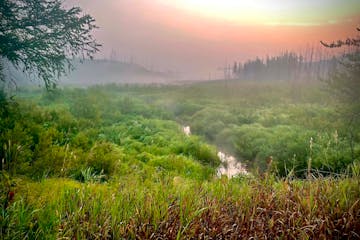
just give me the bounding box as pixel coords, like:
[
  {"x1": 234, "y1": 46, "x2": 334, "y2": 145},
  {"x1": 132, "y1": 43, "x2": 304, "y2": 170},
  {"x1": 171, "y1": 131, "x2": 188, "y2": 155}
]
[{"x1": 182, "y1": 126, "x2": 248, "y2": 178}]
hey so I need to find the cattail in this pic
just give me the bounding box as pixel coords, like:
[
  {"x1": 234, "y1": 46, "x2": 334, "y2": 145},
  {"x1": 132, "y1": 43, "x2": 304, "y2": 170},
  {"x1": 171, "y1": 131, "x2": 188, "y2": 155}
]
[
  {"x1": 8, "y1": 191, "x2": 15, "y2": 202},
  {"x1": 266, "y1": 156, "x2": 273, "y2": 166},
  {"x1": 333, "y1": 130, "x2": 338, "y2": 144},
  {"x1": 307, "y1": 137, "x2": 313, "y2": 179}
]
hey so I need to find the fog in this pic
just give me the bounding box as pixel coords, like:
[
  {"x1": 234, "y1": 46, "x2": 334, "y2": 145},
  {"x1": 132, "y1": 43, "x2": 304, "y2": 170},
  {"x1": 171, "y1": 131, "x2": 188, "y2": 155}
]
[
  {"x1": 66, "y1": 0, "x2": 359, "y2": 81},
  {"x1": 2, "y1": 1, "x2": 360, "y2": 237}
]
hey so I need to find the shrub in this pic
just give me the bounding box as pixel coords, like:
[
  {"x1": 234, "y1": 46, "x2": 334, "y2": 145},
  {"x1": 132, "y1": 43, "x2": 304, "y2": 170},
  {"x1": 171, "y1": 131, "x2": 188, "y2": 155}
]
[
  {"x1": 86, "y1": 142, "x2": 122, "y2": 177},
  {"x1": 0, "y1": 123, "x2": 34, "y2": 174},
  {"x1": 172, "y1": 137, "x2": 219, "y2": 167}
]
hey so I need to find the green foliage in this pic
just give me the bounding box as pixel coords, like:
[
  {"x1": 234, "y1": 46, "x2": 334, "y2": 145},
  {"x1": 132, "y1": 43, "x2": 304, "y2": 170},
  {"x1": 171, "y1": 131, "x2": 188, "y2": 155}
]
[
  {"x1": 0, "y1": 85, "x2": 221, "y2": 182},
  {"x1": 173, "y1": 137, "x2": 219, "y2": 167},
  {"x1": 191, "y1": 108, "x2": 235, "y2": 141},
  {"x1": 324, "y1": 52, "x2": 360, "y2": 166},
  {"x1": 70, "y1": 94, "x2": 99, "y2": 122},
  {"x1": 326, "y1": 51, "x2": 360, "y2": 121},
  {"x1": 0, "y1": 171, "x2": 14, "y2": 208},
  {"x1": 80, "y1": 167, "x2": 106, "y2": 183},
  {"x1": 172, "y1": 101, "x2": 203, "y2": 118},
  {"x1": 2, "y1": 81, "x2": 360, "y2": 179},
  {"x1": 0, "y1": 82, "x2": 360, "y2": 239},
  {"x1": 86, "y1": 142, "x2": 121, "y2": 176},
  {"x1": 1, "y1": 124, "x2": 33, "y2": 174},
  {"x1": 1, "y1": 176, "x2": 359, "y2": 239},
  {"x1": 148, "y1": 81, "x2": 358, "y2": 176},
  {"x1": 0, "y1": 0, "x2": 100, "y2": 88}
]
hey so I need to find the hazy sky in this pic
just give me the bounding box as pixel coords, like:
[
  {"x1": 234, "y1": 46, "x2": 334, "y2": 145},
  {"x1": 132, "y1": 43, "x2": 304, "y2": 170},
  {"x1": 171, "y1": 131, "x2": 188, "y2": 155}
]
[{"x1": 72, "y1": 0, "x2": 360, "y2": 79}]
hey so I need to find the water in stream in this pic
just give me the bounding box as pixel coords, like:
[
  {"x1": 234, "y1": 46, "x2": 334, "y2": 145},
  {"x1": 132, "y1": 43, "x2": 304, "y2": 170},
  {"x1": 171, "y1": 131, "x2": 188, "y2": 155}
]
[
  {"x1": 216, "y1": 151, "x2": 248, "y2": 178},
  {"x1": 182, "y1": 125, "x2": 248, "y2": 178}
]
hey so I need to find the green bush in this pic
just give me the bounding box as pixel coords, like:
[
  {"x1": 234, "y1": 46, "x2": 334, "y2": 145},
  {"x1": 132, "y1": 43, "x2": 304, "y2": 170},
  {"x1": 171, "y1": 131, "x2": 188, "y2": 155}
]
[
  {"x1": 172, "y1": 137, "x2": 219, "y2": 167},
  {"x1": 31, "y1": 127, "x2": 67, "y2": 177},
  {"x1": 311, "y1": 131, "x2": 355, "y2": 174},
  {"x1": 86, "y1": 142, "x2": 122, "y2": 177},
  {"x1": 231, "y1": 124, "x2": 314, "y2": 175},
  {"x1": 1, "y1": 123, "x2": 34, "y2": 175},
  {"x1": 69, "y1": 94, "x2": 99, "y2": 121},
  {"x1": 148, "y1": 154, "x2": 213, "y2": 180}
]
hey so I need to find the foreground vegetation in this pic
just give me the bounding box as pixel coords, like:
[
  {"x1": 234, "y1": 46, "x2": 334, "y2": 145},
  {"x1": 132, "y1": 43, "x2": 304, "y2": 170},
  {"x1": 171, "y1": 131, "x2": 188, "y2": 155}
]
[
  {"x1": 2, "y1": 174, "x2": 360, "y2": 239},
  {"x1": 1, "y1": 80, "x2": 360, "y2": 239}
]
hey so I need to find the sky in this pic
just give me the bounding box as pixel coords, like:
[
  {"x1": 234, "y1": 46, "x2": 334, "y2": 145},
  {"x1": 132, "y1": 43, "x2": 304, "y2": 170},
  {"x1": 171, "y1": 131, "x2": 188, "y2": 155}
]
[{"x1": 72, "y1": 0, "x2": 360, "y2": 79}]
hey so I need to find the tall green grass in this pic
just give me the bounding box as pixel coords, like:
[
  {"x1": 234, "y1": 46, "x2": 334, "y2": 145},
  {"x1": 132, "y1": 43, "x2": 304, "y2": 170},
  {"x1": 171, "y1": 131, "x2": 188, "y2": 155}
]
[{"x1": 1, "y1": 174, "x2": 359, "y2": 239}]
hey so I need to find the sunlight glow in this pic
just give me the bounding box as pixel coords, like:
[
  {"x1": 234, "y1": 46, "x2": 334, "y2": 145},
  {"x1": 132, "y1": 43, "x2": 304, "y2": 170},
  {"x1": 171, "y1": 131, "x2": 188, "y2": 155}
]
[
  {"x1": 166, "y1": 0, "x2": 280, "y2": 24},
  {"x1": 158, "y1": 0, "x2": 360, "y2": 26}
]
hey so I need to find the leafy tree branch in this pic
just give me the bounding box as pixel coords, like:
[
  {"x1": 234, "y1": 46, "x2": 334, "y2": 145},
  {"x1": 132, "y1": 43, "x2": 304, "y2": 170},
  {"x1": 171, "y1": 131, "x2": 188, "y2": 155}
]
[{"x1": 0, "y1": 0, "x2": 101, "y2": 88}]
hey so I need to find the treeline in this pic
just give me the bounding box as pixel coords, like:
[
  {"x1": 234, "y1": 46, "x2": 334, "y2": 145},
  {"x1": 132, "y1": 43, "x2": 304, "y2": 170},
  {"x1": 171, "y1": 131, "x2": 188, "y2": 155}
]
[{"x1": 232, "y1": 50, "x2": 337, "y2": 81}]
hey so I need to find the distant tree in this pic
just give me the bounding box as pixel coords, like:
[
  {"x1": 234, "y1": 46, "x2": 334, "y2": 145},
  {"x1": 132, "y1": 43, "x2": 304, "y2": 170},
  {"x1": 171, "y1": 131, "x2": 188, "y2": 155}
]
[
  {"x1": 321, "y1": 27, "x2": 360, "y2": 161},
  {"x1": 232, "y1": 62, "x2": 238, "y2": 76},
  {"x1": 0, "y1": 0, "x2": 101, "y2": 89},
  {"x1": 320, "y1": 28, "x2": 360, "y2": 48}
]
